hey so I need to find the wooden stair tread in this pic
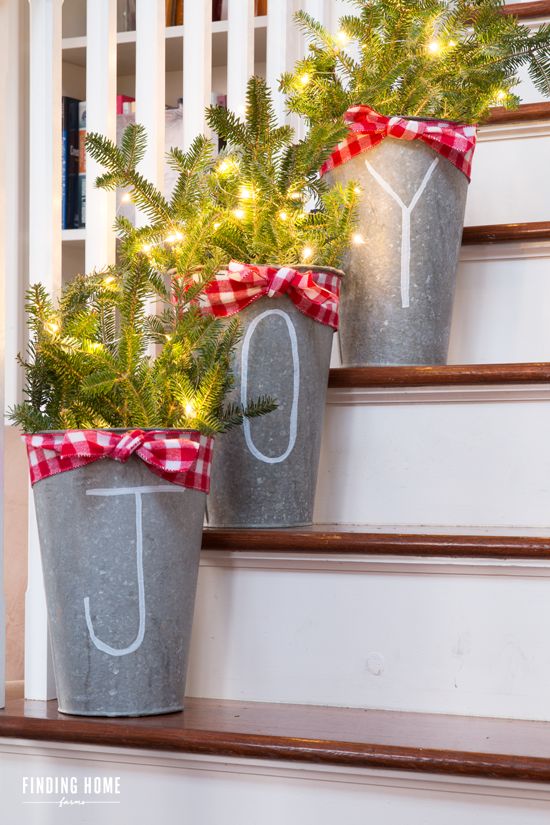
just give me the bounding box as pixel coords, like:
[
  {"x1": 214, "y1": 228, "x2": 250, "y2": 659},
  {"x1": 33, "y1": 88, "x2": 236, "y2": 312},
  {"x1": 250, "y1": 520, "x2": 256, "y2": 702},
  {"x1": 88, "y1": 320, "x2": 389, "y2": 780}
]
[
  {"x1": 2, "y1": 690, "x2": 550, "y2": 782},
  {"x1": 504, "y1": 1, "x2": 550, "y2": 20},
  {"x1": 328, "y1": 363, "x2": 550, "y2": 388},
  {"x1": 487, "y1": 101, "x2": 550, "y2": 123},
  {"x1": 202, "y1": 526, "x2": 550, "y2": 557},
  {"x1": 463, "y1": 220, "x2": 550, "y2": 244}
]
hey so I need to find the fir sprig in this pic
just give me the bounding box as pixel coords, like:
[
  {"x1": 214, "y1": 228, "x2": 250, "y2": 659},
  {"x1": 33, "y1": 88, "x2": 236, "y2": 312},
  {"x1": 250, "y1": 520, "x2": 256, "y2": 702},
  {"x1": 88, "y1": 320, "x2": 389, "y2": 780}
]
[
  {"x1": 281, "y1": 1, "x2": 550, "y2": 125},
  {"x1": 11, "y1": 269, "x2": 276, "y2": 434},
  {"x1": 206, "y1": 76, "x2": 359, "y2": 268}
]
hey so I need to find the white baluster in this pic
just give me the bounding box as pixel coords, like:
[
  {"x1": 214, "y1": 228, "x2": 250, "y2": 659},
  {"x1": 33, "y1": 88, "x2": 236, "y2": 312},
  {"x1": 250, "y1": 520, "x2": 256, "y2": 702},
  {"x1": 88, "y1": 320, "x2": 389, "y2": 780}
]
[
  {"x1": 26, "y1": 0, "x2": 64, "y2": 701},
  {"x1": 227, "y1": 0, "x2": 254, "y2": 115},
  {"x1": 135, "y1": 0, "x2": 165, "y2": 222},
  {"x1": 85, "y1": 0, "x2": 117, "y2": 273},
  {"x1": 266, "y1": 0, "x2": 294, "y2": 125},
  {"x1": 183, "y1": 1, "x2": 212, "y2": 150}
]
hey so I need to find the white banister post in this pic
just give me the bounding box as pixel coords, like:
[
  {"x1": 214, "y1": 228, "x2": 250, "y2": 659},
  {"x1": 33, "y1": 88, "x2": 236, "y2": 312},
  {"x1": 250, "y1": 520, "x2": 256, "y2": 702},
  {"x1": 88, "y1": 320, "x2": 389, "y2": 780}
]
[
  {"x1": 183, "y1": 1, "x2": 212, "y2": 150},
  {"x1": 25, "y1": 0, "x2": 64, "y2": 701},
  {"x1": 0, "y1": 0, "x2": 10, "y2": 709},
  {"x1": 227, "y1": 0, "x2": 254, "y2": 115},
  {"x1": 135, "y1": 0, "x2": 165, "y2": 222},
  {"x1": 85, "y1": 0, "x2": 117, "y2": 273}
]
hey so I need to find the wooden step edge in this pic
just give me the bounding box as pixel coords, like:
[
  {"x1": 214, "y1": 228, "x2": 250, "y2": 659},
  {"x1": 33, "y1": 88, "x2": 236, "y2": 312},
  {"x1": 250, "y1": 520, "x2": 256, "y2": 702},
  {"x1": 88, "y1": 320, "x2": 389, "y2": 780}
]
[
  {"x1": 202, "y1": 529, "x2": 550, "y2": 558},
  {"x1": 328, "y1": 363, "x2": 550, "y2": 389},
  {"x1": 487, "y1": 101, "x2": 550, "y2": 124},
  {"x1": 462, "y1": 221, "x2": 550, "y2": 245},
  {"x1": 2, "y1": 694, "x2": 550, "y2": 784},
  {"x1": 503, "y1": 1, "x2": 550, "y2": 20}
]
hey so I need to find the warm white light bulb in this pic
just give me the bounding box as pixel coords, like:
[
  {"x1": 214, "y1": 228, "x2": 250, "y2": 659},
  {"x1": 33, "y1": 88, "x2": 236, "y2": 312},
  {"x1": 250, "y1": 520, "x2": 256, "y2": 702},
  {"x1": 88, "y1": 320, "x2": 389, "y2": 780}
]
[
  {"x1": 335, "y1": 30, "x2": 349, "y2": 46},
  {"x1": 239, "y1": 185, "x2": 253, "y2": 200},
  {"x1": 233, "y1": 208, "x2": 245, "y2": 220},
  {"x1": 496, "y1": 89, "x2": 507, "y2": 102},
  {"x1": 103, "y1": 275, "x2": 115, "y2": 285},
  {"x1": 289, "y1": 190, "x2": 303, "y2": 201},
  {"x1": 217, "y1": 160, "x2": 232, "y2": 175},
  {"x1": 279, "y1": 211, "x2": 288, "y2": 221},
  {"x1": 185, "y1": 401, "x2": 196, "y2": 417},
  {"x1": 352, "y1": 232, "x2": 365, "y2": 245},
  {"x1": 213, "y1": 222, "x2": 221, "y2": 230},
  {"x1": 427, "y1": 40, "x2": 442, "y2": 55},
  {"x1": 299, "y1": 72, "x2": 310, "y2": 87},
  {"x1": 121, "y1": 192, "x2": 132, "y2": 204},
  {"x1": 141, "y1": 243, "x2": 152, "y2": 253},
  {"x1": 46, "y1": 322, "x2": 59, "y2": 334},
  {"x1": 165, "y1": 234, "x2": 177, "y2": 244},
  {"x1": 449, "y1": 39, "x2": 457, "y2": 47},
  {"x1": 302, "y1": 246, "x2": 314, "y2": 261},
  {"x1": 353, "y1": 186, "x2": 362, "y2": 195}
]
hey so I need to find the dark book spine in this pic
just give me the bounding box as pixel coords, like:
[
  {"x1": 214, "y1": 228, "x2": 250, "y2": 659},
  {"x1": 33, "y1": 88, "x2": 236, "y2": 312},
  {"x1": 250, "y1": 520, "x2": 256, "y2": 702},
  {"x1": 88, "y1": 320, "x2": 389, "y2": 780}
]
[
  {"x1": 65, "y1": 97, "x2": 81, "y2": 229},
  {"x1": 78, "y1": 101, "x2": 87, "y2": 228},
  {"x1": 61, "y1": 97, "x2": 68, "y2": 229}
]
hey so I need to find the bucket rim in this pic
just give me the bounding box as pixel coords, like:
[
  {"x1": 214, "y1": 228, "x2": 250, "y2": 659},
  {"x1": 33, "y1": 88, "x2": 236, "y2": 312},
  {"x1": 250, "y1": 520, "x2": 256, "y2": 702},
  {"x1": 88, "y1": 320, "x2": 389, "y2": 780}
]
[{"x1": 219, "y1": 263, "x2": 345, "y2": 279}]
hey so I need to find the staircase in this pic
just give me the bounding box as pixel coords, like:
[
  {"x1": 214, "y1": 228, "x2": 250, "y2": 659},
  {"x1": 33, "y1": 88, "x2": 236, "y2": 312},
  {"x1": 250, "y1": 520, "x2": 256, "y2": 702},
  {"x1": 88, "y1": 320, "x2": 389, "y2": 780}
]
[{"x1": 3, "y1": 6, "x2": 550, "y2": 822}]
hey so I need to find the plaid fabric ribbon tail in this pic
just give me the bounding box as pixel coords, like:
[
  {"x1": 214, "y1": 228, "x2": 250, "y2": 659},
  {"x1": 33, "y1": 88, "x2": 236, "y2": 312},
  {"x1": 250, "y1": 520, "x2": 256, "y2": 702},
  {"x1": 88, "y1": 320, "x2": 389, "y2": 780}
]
[
  {"x1": 201, "y1": 260, "x2": 341, "y2": 330},
  {"x1": 321, "y1": 105, "x2": 477, "y2": 180},
  {"x1": 24, "y1": 429, "x2": 214, "y2": 492}
]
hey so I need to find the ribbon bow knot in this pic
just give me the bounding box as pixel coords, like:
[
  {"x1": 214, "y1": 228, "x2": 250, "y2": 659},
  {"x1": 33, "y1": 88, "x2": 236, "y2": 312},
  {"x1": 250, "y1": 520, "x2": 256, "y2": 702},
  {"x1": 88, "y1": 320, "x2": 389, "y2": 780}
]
[
  {"x1": 201, "y1": 260, "x2": 341, "y2": 330},
  {"x1": 321, "y1": 105, "x2": 477, "y2": 180},
  {"x1": 25, "y1": 429, "x2": 214, "y2": 491}
]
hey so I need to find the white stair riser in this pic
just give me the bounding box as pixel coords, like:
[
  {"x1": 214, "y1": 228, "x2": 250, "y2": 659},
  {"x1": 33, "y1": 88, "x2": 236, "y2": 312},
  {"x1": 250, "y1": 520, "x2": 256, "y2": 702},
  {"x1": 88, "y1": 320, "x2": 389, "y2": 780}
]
[
  {"x1": 466, "y1": 131, "x2": 550, "y2": 225},
  {"x1": 329, "y1": 251, "x2": 550, "y2": 366},
  {"x1": 2, "y1": 741, "x2": 550, "y2": 825},
  {"x1": 188, "y1": 556, "x2": 550, "y2": 720},
  {"x1": 450, "y1": 251, "x2": 550, "y2": 363},
  {"x1": 314, "y1": 397, "x2": 550, "y2": 527}
]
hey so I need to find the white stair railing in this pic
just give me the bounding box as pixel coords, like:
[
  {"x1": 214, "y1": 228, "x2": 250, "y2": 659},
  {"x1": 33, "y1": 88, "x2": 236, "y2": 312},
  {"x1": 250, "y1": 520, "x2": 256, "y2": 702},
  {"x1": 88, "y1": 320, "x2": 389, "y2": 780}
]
[{"x1": 25, "y1": 0, "x2": 63, "y2": 701}]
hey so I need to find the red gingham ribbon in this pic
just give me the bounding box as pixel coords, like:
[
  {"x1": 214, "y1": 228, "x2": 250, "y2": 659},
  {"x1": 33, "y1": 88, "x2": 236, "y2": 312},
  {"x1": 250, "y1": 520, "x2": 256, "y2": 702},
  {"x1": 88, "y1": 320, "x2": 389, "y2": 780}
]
[
  {"x1": 24, "y1": 429, "x2": 214, "y2": 492},
  {"x1": 201, "y1": 261, "x2": 341, "y2": 330},
  {"x1": 321, "y1": 105, "x2": 477, "y2": 181}
]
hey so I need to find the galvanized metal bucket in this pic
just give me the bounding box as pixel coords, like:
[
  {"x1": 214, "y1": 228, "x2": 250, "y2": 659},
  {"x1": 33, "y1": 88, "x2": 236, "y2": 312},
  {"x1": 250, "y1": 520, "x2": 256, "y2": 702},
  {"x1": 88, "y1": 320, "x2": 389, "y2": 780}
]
[
  {"x1": 207, "y1": 266, "x2": 342, "y2": 528},
  {"x1": 32, "y1": 439, "x2": 206, "y2": 717},
  {"x1": 329, "y1": 137, "x2": 469, "y2": 365}
]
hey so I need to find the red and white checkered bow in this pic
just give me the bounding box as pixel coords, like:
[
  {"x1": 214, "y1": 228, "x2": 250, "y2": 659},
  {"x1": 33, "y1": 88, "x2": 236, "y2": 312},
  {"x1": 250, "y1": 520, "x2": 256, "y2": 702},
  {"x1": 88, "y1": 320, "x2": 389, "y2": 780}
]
[
  {"x1": 321, "y1": 105, "x2": 477, "y2": 180},
  {"x1": 24, "y1": 429, "x2": 214, "y2": 492},
  {"x1": 201, "y1": 261, "x2": 341, "y2": 330}
]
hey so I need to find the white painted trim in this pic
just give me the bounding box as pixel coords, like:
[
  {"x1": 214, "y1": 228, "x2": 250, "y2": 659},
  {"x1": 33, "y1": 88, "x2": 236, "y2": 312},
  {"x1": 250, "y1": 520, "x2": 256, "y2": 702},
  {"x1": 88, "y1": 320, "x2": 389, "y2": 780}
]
[
  {"x1": 460, "y1": 239, "x2": 550, "y2": 262},
  {"x1": 478, "y1": 120, "x2": 550, "y2": 142},
  {"x1": 199, "y1": 549, "x2": 550, "y2": 578},
  {"x1": 2, "y1": 737, "x2": 550, "y2": 803},
  {"x1": 326, "y1": 383, "x2": 550, "y2": 406}
]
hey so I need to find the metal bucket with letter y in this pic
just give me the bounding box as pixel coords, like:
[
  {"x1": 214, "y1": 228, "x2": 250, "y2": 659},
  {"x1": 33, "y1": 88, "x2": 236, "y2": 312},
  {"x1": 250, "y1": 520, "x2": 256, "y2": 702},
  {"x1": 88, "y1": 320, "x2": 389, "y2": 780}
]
[
  {"x1": 25, "y1": 429, "x2": 213, "y2": 717},
  {"x1": 322, "y1": 106, "x2": 476, "y2": 366}
]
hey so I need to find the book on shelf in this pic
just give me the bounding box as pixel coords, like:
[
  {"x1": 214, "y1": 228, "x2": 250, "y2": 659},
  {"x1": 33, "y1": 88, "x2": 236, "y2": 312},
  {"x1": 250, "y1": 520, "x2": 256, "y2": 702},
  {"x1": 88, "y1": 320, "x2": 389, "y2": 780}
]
[
  {"x1": 78, "y1": 101, "x2": 86, "y2": 229},
  {"x1": 164, "y1": 0, "x2": 265, "y2": 26},
  {"x1": 62, "y1": 97, "x2": 81, "y2": 230},
  {"x1": 116, "y1": 95, "x2": 135, "y2": 115}
]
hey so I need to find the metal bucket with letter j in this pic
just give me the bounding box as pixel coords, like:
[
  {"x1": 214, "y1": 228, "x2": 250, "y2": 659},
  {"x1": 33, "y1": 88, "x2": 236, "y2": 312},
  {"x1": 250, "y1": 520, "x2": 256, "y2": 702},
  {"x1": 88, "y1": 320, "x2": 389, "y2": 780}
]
[
  {"x1": 205, "y1": 263, "x2": 342, "y2": 527},
  {"x1": 25, "y1": 429, "x2": 213, "y2": 717}
]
